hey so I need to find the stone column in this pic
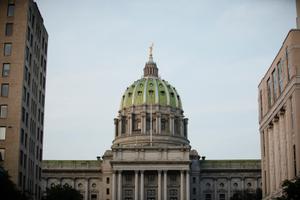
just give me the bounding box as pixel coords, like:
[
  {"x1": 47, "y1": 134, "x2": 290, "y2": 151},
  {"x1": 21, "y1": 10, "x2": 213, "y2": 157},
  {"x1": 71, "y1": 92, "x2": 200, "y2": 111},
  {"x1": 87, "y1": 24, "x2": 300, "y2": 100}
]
[
  {"x1": 279, "y1": 110, "x2": 288, "y2": 181},
  {"x1": 268, "y1": 123, "x2": 275, "y2": 192},
  {"x1": 158, "y1": 170, "x2": 162, "y2": 200},
  {"x1": 118, "y1": 116, "x2": 122, "y2": 136},
  {"x1": 273, "y1": 116, "x2": 281, "y2": 189},
  {"x1": 114, "y1": 118, "x2": 118, "y2": 137},
  {"x1": 241, "y1": 178, "x2": 244, "y2": 191},
  {"x1": 265, "y1": 128, "x2": 270, "y2": 195},
  {"x1": 180, "y1": 171, "x2": 184, "y2": 200},
  {"x1": 163, "y1": 170, "x2": 167, "y2": 200},
  {"x1": 228, "y1": 178, "x2": 231, "y2": 199},
  {"x1": 180, "y1": 118, "x2": 184, "y2": 137},
  {"x1": 214, "y1": 179, "x2": 217, "y2": 200},
  {"x1": 118, "y1": 171, "x2": 122, "y2": 200},
  {"x1": 157, "y1": 113, "x2": 161, "y2": 135},
  {"x1": 141, "y1": 113, "x2": 146, "y2": 134},
  {"x1": 286, "y1": 102, "x2": 293, "y2": 179},
  {"x1": 135, "y1": 171, "x2": 139, "y2": 200},
  {"x1": 186, "y1": 171, "x2": 190, "y2": 200},
  {"x1": 140, "y1": 171, "x2": 144, "y2": 200},
  {"x1": 128, "y1": 114, "x2": 132, "y2": 135},
  {"x1": 184, "y1": 118, "x2": 188, "y2": 138},
  {"x1": 170, "y1": 115, "x2": 174, "y2": 136},
  {"x1": 112, "y1": 171, "x2": 116, "y2": 200},
  {"x1": 85, "y1": 178, "x2": 89, "y2": 200}
]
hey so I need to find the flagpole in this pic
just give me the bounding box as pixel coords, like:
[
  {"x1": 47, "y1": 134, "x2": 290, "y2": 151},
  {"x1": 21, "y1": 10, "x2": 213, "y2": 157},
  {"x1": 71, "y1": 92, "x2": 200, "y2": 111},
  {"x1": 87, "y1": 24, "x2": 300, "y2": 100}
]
[{"x1": 150, "y1": 101, "x2": 153, "y2": 146}]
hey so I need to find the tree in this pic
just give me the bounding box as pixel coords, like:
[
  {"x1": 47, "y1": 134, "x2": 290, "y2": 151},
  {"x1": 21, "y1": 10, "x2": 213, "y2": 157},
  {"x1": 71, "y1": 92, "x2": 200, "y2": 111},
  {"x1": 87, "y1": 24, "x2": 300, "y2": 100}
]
[
  {"x1": 230, "y1": 188, "x2": 262, "y2": 200},
  {"x1": 43, "y1": 184, "x2": 82, "y2": 200},
  {"x1": 0, "y1": 166, "x2": 29, "y2": 200},
  {"x1": 275, "y1": 177, "x2": 300, "y2": 200}
]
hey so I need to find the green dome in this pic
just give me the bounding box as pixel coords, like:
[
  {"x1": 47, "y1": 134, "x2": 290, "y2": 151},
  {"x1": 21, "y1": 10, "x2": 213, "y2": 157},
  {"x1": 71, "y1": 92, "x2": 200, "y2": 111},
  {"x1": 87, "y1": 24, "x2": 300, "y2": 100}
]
[{"x1": 120, "y1": 77, "x2": 182, "y2": 110}]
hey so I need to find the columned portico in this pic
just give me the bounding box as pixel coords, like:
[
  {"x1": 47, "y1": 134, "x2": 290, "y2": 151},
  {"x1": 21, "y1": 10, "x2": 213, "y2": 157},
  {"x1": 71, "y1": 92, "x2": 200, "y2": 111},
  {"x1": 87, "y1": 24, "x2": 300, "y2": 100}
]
[
  {"x1": 186, "y1": 171, "x2": 190, "y2": 200},
  {"x1": 118, "y1": 171, "x2": 122, "y2": 200},
  {"x1": 112, "y1": 171, "x2": 116, "y2": 200},
  {"x1": 135, "y1": 171, "x2": 139, "y2": 200},
  {"x1": 158, "y1": 170, "x2": 162, "y2": 200},
  {"x1": 164, "y1": 170, "x2": 167, "y2": 200},
  {"x1": 140, "y1": 170, "x2": 144, "y2": 200},
  {"x1": 112, "y1": 168, "x2": 189, "y2": 200},
  {"x1": 180, "y1": 170, "x2": 184, "y2": 200}
]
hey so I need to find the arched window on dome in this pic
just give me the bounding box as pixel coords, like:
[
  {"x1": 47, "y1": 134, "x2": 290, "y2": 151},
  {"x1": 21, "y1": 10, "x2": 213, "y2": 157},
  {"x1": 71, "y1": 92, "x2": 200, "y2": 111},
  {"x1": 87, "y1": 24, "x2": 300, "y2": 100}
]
[
  {"x1": 132, "y1": 114, "x2": 141, "y2": 133},
  {"x1": 161, "y1": 114, "x2": 169, "y2": 134},
  {"x1": 174, "y1": 117, "x2": 181, "y2": 136}
]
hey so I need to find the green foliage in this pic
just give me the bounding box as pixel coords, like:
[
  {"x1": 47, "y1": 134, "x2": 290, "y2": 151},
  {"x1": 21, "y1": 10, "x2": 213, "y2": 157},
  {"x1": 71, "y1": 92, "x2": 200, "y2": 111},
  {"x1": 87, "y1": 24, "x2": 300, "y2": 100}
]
[
  {"x1": 43, "y1": 184, "x2": 82, "y2": 200},
  {"x1": 0, "y1": 166, "x2": 29, "y2": 200},
  {"x1": 275, "y1": 177, "x2": 300, "y2": 200},
  {"x1": 230, "y1": 188, "x2": 262, "y2": 200}
]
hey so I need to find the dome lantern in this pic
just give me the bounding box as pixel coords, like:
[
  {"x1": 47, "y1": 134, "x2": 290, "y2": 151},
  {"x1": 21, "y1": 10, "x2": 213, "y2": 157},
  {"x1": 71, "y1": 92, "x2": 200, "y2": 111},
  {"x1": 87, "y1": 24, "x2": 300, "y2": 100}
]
[{"x1": 144, "y1": 43, "x2": 158, "y2": 77}]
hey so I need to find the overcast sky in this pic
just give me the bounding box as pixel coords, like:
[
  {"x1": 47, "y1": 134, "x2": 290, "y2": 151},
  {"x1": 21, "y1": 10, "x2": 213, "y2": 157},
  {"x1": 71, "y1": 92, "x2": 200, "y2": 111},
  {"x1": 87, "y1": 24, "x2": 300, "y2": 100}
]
[{"x1": 37, "y1": 0, "x2": 297, "y2": 160}]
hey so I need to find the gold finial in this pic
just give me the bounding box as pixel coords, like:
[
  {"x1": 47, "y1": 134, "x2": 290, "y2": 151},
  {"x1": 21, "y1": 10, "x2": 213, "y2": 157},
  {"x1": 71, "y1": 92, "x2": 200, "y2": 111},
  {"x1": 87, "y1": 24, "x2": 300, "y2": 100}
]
[{"x1": 149, "y1": 43, "x2": 154, "y2": 57}]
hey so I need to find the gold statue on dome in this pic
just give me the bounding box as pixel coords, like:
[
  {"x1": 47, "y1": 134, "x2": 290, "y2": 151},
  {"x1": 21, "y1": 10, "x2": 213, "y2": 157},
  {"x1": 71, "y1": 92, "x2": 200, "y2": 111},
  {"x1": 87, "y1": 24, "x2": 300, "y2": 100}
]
[{"x1": 149, "y1": 43, "x2": 154, "y2": 57}]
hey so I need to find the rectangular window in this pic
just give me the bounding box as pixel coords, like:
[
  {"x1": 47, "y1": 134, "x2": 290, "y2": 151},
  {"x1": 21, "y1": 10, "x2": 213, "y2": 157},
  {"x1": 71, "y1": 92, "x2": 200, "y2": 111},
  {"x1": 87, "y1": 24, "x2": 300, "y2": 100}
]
[
  {"x1": 0, "y1": 127, "x2": 6, "y2": 140},
  {"x1": 219, "y1": 194, "x2": 225, "y2": 200},
  {"x1": 286, "y1": 47, "x2": 290, "y2": 80},
  {"x1": 272, "y1": 70, "x2": 278, "y2": 100},
  {"x1": 290, "y1": 97, "x2": 294, "y2": 129},
  {"x1": 5, "y1": 23, "x2": 13, "y2": 36},
  {"x1": 0, "y1": 149, "x2": 5, "y2": 161},
  {"x1": 18, "y1": 172, "x2": 22, "y2": 187},
  {"x1": 277, "y1": 60, "x2": 283, "y2": 94},
  {"x1": 106, "y1": 188, "x2": 110, "y2": 195},
  {"x1": 4, "y1": 43, "x2": 12, "y2": 56},
  {"x1": 106, "y1": 177, "x2": 110, "y2": 184},
  {"x1": 192, "y1": 177, "x2": 196, "y2": 184},
  {"x1": 259, "y1": 90, "x2": 263, "y2": 119},
  {"x1": 1, "y1": 84, "x2": 9, "y2": 97},
  {"x1": 267, "y1": 78, "x2": 272, "y2": 108},
  {"x1": 2, "y1": 63, "x2": 10, "y2": 77},
  {"x1": 7, "y1": 4, "x2": 15, "y2": 17},
  {"x1": 21, "y1": 128, "x2": 24, "y2": 144},
  {"x1": 0, "y1": 105, "x2": 8, "y2": 118},
  {"x1": 20, "y1": 150, "x2": 23, "y2": 166},
  {"x1": 91, "y1": 194, "x2": 97, "y2": 200},
  {"x1": 205, "y1": 194, "x2": 212, "y2": 200},
  {"x1": 262, "y1": 131, "x2": 265, "y2": 157}
]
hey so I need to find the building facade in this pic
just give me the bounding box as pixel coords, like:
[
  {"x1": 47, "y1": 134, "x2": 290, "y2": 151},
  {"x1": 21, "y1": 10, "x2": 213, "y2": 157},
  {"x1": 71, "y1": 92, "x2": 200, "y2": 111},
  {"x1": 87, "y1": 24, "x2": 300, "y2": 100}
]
[
  {"x1": 0, "y1": 0, "x2": 48, "y2": 199},
  {"x1": 42, "y1": 51, "x2": 261, "y2": 200},
  {"x1": 258, "y1": 2, "x2": 300, "y2": 199}
]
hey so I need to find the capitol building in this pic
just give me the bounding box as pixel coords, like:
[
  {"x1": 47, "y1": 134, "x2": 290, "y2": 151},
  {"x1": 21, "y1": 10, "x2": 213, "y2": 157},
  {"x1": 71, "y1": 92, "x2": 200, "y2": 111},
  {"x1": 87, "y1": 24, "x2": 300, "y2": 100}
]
[{"x1": 41, "y1": 48, "x2": 261, "y2": 200}]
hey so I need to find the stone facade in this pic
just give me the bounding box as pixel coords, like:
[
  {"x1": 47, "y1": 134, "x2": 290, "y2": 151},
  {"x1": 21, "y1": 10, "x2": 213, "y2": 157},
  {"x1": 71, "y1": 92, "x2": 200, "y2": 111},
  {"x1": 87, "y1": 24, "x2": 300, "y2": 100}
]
[
  {"x1": 42, "y1": 51, "x2": 261, "y2": 200},
  {"x1": 258, "y1": 29, "x2": 300, "y2": 199},
  {"x1": 0, "y1": 1, "x2": 48, "y2": 199},
  {"x1": 42, "y1": 156, "x2": 261, "y2": 200}
]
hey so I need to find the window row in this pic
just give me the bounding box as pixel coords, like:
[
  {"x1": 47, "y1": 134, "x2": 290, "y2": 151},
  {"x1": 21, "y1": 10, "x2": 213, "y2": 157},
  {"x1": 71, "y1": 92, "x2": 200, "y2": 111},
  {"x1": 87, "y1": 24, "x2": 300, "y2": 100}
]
[{"x1": 265, "y1": 48, "x2": 291, "y2": 111}]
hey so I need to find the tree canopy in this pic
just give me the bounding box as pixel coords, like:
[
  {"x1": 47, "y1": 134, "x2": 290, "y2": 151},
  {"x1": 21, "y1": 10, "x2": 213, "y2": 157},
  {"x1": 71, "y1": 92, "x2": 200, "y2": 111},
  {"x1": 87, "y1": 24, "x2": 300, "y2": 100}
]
[
  {"x1": 43, "y1": 184, "x2": 82, "y2": 200},
  {"x1": 230, "y1": 188, "x2": 262, "y2": 200},
  {"x1": 275, "y1": 177, "x2": 300, "y2": 200},
  {"x1": 0, "y1": 166, "x2": 29, "y2": 200}
]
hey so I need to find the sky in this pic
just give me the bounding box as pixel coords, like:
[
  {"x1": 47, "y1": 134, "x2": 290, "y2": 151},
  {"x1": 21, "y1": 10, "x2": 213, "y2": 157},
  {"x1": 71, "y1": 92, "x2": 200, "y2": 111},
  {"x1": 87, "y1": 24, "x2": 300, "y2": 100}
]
[{"x1": 37, "y1": 0, "x2": 297, "y2": 160}]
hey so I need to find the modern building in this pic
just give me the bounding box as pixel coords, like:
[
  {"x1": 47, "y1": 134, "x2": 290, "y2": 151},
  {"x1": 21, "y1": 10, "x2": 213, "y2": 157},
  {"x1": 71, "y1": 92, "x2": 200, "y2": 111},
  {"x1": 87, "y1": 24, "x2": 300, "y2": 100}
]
[
  {"x1": 258, "y1": 1, "x2": 300, "y2": 199},
  {"x1": 0, "y1": 0, "x2": 48, "y2": 199},
  {"x1": 42, "y1": 50, "x2": 261, "y2": 200}
]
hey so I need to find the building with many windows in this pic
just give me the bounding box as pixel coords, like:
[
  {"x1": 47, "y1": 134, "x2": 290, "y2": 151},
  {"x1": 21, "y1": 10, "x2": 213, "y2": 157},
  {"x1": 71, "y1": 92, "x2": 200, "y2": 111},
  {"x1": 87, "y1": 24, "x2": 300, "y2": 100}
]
[
  {"x1": 0, "y1": 0, "x2": 48, "y2": 199},
  {"x1": 42, "y1": 51, "x2": 261, "y2": 200},
  {"x1": 258, "y1": 1, "x2": 300, "y2": 199}
]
